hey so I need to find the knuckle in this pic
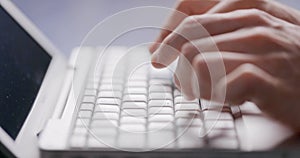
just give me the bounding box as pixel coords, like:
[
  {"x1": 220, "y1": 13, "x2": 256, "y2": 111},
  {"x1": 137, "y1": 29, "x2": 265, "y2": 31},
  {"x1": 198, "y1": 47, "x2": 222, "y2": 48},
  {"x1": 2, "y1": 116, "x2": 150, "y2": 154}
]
[
  {"x1": 182, "y1": 15, "x2": 198, "y2": 25},
  {"x1": 250, "y1": 26, "x2": 273, "y2": 40},
  {"x1": 181, "y1": 42, "x2": 196, "y2": 56},
  {"x1": 239, "y1": 64, "x2": 258, "y2": 79}
]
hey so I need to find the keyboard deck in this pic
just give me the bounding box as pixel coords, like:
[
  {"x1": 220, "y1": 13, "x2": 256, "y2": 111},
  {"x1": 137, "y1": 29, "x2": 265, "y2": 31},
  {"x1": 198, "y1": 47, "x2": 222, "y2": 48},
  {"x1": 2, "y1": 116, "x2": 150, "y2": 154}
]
[{"x1": 69, "y1": 47, "x2": 240, "y2": 151}]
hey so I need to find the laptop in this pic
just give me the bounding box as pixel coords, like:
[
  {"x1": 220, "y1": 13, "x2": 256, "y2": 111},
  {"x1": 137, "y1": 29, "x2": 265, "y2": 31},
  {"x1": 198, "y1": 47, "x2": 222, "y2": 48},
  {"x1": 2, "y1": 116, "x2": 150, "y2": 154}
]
[{"x1": 1, "y1": 0, "x2": 300, "y2": 157}]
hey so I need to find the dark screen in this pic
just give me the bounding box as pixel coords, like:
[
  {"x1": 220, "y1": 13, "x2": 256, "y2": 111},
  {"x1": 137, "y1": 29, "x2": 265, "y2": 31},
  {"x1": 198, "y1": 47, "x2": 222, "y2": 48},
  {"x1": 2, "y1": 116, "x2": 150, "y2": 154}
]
[{"x1": 0, "y1": 6, "x2": 52, "y2": 139}]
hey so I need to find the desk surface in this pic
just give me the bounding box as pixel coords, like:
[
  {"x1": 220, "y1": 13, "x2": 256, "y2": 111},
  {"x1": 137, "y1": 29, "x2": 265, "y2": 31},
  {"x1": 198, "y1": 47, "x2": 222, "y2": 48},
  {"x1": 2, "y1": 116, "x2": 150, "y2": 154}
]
[{"x1": 11, "y1": 0, "x2": 300, "y2": 57}]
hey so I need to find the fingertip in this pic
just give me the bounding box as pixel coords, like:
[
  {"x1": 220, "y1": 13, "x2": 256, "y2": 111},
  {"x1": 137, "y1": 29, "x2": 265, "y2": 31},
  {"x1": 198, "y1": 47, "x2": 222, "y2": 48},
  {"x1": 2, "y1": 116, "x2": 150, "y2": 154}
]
[
  {"x1": 149, "y1": 43, "x2": 160, "y2": 53},
  {"x1": 151, "y1": 53, "x2": 166, "y2": 68}
]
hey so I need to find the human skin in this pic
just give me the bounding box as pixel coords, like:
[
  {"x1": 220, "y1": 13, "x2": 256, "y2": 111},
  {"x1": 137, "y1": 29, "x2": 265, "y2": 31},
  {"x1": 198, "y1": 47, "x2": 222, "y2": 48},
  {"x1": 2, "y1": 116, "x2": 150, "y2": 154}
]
[{"x1": 149, "y1": 0, "x2": 300, "y2": 132}]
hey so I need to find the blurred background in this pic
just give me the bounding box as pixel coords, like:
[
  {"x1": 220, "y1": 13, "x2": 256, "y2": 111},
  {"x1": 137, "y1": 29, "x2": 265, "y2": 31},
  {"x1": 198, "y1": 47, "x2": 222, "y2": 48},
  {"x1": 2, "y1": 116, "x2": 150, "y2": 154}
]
[{"x1": 11, "y1": 0, "x2": 300, "y2": 57}]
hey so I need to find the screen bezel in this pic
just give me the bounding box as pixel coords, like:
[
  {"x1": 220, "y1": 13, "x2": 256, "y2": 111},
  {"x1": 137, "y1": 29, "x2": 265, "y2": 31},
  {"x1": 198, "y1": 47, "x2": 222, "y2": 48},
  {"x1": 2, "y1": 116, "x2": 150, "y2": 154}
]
[{"x1": 0, "y1": 0, "x2": 68, "y2": 157}]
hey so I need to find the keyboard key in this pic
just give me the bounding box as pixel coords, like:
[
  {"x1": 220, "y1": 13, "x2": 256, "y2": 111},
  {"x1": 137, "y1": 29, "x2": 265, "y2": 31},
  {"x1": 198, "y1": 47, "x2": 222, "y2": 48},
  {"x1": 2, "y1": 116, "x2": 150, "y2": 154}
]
[
  {"x1": 70, "y1": 135, "x2": 86, "y2": 148},
  {"x1": 122, "y1": 102, "x2": 147, "y2": 109},
  {"x1": 124, "y1": 87, "x2": 147, "y2": 95},
  {"x1": 98, "y1": 91, "x2": 122, "y2": 98},
  {"x1": 78, "y1": 110, "x2": 93, "y2": 118},
  {"x1": 75, "y1": 118, "x2": 91, "y2": 127},
  {"x1": 239, "y1": 102, "x2": 262, "y2": 115},
  {"x1": 148, "y1": 100, "x2": 173, "y2": 108},
  {"x1": 148, "y1": 131, "x2": 175, "y2": 149},
  {"x1": 148, "y1": 107, "x2": 174, "y2": 115},
  {"x1": 120, "y1": 124, "x2": 146, "y2": 133},
  {"x1": 82, "y1": 96, "x2": 96, "y2": 103},
  {"x1": 175, "y1": 103, "x2": 200, "y2": 111},
  {"x1": 73, "y1": 127, "x2": 88, "y2": 135},
  {"x1": 93, "y1": 112, "x2": 119, "y2": 120},
  {"x1": 94, "y1": 105, "x2": 120, "y2": 113},
  {"x1": 176, "y1": 118, "x2": 203, "y2": 127},
  {"x1": 174, "y1": 96, "x2": 198, "y2": 104},
  {"x1": 126, "y1": 81, "x2": 148, "y2": 87},
  {"x1": 118, "y1": 132, "x2": 146, "y2": 149},
  {"x1": 149, "y1": 85, "x2": 172, "y2": 93},
  {"x1": 96, "y1": 98, "x2": 121, "y2": 105},
  {"x1": 177, "y1": 127, "x2": 206, "y2": 148},
  {"x1": 99, "y1": 84, "x2": 123, "y2": 91},
  {"x1": 80, "y1": 103, "x2": 94, "y2": 111},
  {"x1": 207, "y1": 129, "x2": 236, "y2": 139},
  {"x1": 120, "y1": 116, "x2": 146, "y2": 124},
  {"x1": 149, "y1": 79, "x2": 172, "y2": 86},
  {"x1": 205, "y1": 120, "x2": 235, "y2": 130},
  {"x1": 123, "y1": 94, "x2": 147, "y2": 102},
  {"x1": 201, "y1": 99, "x2": 230, "y2": 111},
  {"x1": 148, "y1": 122, "x2": 174, "y2": 131},
  {"x1": 203, "y1": 111, "x2": 233, "y2": 120},
  {"x1": 209, "y1": 137, "x2": 239, "y2": 149},
  {"x1": 148, "y1": 93, "x2": 173, "y2": 100},
  {"x1": 90, "y1": 127, "x2": 118, "y2": 136},
  {"x1": 175, "y1": 111, "x2": 202, "y2": 119},
  {"x1": 87, "y1": 136, "x2": 115, "y2": 148},
  {"x1": 122, "y1": 109, "x2": 147, "y2": 117},
  {"x1": 173, "y1": 89, "x2": 182, "y2": 97},
  {"x1": 84, "y1": 89, "x2": 97, "y2": 96},
  {"x1": 101, "y1": 78, "x2": 124, "y2": 85},
  {"x1": 148, "y1": 115, "x2": 174, "y2": 122},
  {"x1": 91, "y1": 120, "x2": 118, "y2": 128}
]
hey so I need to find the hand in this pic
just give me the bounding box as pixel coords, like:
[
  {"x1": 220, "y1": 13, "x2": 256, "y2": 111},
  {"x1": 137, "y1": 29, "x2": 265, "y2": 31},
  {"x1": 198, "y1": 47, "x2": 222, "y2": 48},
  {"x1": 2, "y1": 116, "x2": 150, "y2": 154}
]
[{"x1": 150, "y1": 0, "x2": 300, "y2": 131}]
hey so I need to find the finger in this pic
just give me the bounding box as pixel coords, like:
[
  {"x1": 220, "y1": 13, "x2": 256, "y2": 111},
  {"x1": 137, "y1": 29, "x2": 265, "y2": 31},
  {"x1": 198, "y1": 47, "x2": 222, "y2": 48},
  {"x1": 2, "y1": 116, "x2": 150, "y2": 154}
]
[
  {"x1": 191, "y1": 52, "x2": 259, "y2": 100},
  {"x1": 151, "y1": 9, "x2": 282, "y2": 68},
  {"x1": 207, "y1": 0, "x2": 300, "y2": 25},
  {"x1": 185, "y1": 26, "x2": 290, "y2": 56},
  {"x1": 149, "y1": 0, "x2": 220, "y2": 53},
  {"x1": 215, "y1": 63, "x2": 281, "y2": 106}
]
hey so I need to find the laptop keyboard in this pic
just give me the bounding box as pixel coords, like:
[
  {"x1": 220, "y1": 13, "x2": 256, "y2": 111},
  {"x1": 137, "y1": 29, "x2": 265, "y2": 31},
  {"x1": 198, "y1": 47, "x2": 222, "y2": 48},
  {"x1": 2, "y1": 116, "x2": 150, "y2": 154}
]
[{"x1": 69, "y1": 47, "x2": 240, "y2": 150}]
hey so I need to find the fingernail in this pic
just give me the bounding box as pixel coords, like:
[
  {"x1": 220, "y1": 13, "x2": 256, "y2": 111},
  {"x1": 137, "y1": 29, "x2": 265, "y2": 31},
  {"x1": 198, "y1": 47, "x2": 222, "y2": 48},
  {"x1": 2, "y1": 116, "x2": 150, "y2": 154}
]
[{"x1": 151, "y1": 53, "x2": 165, "y2": 68}]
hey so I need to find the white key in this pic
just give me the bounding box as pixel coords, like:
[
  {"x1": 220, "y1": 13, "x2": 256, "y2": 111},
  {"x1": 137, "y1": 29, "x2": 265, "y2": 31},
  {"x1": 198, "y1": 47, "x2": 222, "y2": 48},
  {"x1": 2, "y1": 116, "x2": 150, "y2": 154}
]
[
  {"x1": 84, "y1": 89, "x2": 97, "y2": 96},
  {"x1": 99, "y1": 84, "x2": 123, "y2": 91},
  {"x1": 150, "y1": 68, "x2": 172, "y2": 79},
  {"x1": 148, "y1": 115, "x2": 174, "y2": 122},
  {"x1": 122, "y1": 102, "x2": 147, "y2": 109},
  {"x1": 90, "y1": 128, "x2": 118, "y2": 136},
  {"x1": 118, "y1": 132, "x2": 146, "y2": 149},
  {"x1": 205, "y1": 120, "x2": 235, "y2": 130},
  {"x1": 70, "y1": 135, "x2": 86, "y2": 148},
  {"x1": 123, "y1": 95, "x2": 147, "y2": 102},
  {"x1": 149, "y1": 85, "x2": 172, "y2": 93},
  {"x1": 203, "y1": 111, "x2": 233, "y2": 120},
  {"x1": 148, "y1": 122, "x2": 174, "y2": 131},
  {"x1": 96, "y1": 98, "x2": 121, "y2": 105},
  {"x1": 126, "y1": 81, "x2": 148, "y2": 87},
  {"x1": 75, "y1": 118, "x2": 90, "y2": 127},
  {"x1": 148, "y1": 107, "x2": 174, "y2": 115},
  {"x1": 98, "y1": 91, "x2": 122, "y2": 98},
  {"x1": 175, "y1": 111, "x2": 202, "y2": 119},
  {"x1": 177, "y1": 127, "x2": 206, "y2": 148},
  {"x1": 80, "y1": 103, "x2": 94, "y2": 111},
  {"x1": 148, "y1": 93, "x2": 173, "y2": 100},
  {"x1": 174, "y1": 96, "x2": 198, "y2": 104},
  {"x1": 82, "y1": 96, "x2": 96, "y2": 103},
  {"x1": 239, "y1": 102, "x2": 262, "y2": 115},
  {"x1": 78, "y1": 110, "x2": 93, "y2": 118},
  {"x1": 173, "y1": 89, "x2": 182, "y2": 97},
  {"x1": 175, "y1": 104, "x2": 200, "y2": 111},
  {"x1": 93, "y1": 112, "x2": 119, "y2": 120},
  {"x1": 122, "y1": 109, "x2": 147, "y2": 117},
  {"x1": 120, "y1": 124, "x2": 146, "y2": 133},
  {"x1": 148, "y1": 131, "x2": 175, "y2": 149},
  {"x1": 209, "y1": 137, "x2": 239, "y2": 149},
  {"x1": 149, "y1": 79, "x2": 172, "y2": 86},
  {"x1": 91, "y1": 120, "x2": 118, "y2": 128},
  {"x1": 207, "y1": 129, "x2": 236, "y2": 139},
  {"x1": 124, "y1": 87, "x2": 147, "y2": 95},
  {"x1": 176, "y1": 118, "x2": 203, "y2": 127},
  {"x1": 86, "y1": 83, "x2": 98, "y2": 89},
  {"x1": 101, "y1": 78, "x2": 123, "y2": 85},
  {"x1": 120, "y1": 116, "x2": 146, "y2": 124},
  {"x1": 201, "y1": 99, "x2": 229, "y2": 111},
  {"x1": 87, "y1": 136, "x2": 115, "y2": 148},
  {"x1": 148, "y1": 100, "x2": 173, "y2": 108},
  {"x1": 73, "y1": 127, "x2": 88, "y2": 135},
  {"x1": 94, "y1": 105, "x2": 120, "y2": 113}
]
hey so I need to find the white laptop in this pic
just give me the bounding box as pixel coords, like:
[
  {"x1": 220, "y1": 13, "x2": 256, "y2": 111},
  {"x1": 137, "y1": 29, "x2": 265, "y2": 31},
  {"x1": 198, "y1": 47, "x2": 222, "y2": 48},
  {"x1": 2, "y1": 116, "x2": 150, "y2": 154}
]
[{"x1": 0, "y1": 0, "x2": 300, "y2": 158}]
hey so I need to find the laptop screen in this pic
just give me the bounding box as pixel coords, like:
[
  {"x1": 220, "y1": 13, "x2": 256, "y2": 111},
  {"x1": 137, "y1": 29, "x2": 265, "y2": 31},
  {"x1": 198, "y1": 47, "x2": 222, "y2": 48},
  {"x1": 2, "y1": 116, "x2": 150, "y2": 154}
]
[{"x1": 0, "y1": 6, "x2": 52, "y2": 140}]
